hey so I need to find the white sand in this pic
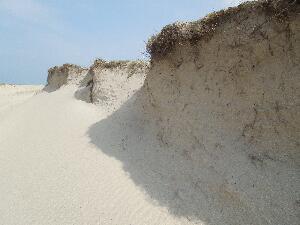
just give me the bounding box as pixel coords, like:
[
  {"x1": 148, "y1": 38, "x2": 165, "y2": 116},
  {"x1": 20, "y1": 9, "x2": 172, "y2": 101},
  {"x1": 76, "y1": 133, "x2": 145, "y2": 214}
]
[
  {"x1": 0, "y1": 84, "x2": 43, "y2": 118},
  {"x1": 0, "y1": 85, "x2": 194, "y2": 225}
]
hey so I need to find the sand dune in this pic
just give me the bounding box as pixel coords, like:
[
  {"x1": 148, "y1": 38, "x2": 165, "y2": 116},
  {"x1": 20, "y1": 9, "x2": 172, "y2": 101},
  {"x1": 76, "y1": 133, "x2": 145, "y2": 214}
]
[
  {"x1": 0, "y1": 84, "x2": 43, "y2": 120},
  {"x1": 0, "y1": 1, "x2": 299, "y2": 225},
  {"x1": 0, "y1": 85, "x2": 191, "y2": 225}
]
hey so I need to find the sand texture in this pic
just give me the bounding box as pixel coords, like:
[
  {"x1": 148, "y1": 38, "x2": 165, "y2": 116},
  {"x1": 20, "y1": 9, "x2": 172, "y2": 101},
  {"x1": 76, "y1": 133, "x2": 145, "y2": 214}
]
[{"x1": 0, "y1": 1, "x2": 299, "y2": 225}]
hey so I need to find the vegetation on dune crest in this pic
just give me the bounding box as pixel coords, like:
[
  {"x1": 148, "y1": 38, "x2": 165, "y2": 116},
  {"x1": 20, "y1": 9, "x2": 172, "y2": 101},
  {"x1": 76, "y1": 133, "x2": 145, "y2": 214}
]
[
  {"x1": 91, "y1": 59, "x2": 131, "y2": 69},
  {"x1": 91, "y1": 59, "x2": 147, "y2": 69},
  {"x1": 90, "y1": 59, "x2": 149, "y2": 77},
  {"x1": 48, "y1": 64, "x2": 87, "y2": 75},
  {"x1": 146, "y1": 0, "x2": 299, "y2": 60}
]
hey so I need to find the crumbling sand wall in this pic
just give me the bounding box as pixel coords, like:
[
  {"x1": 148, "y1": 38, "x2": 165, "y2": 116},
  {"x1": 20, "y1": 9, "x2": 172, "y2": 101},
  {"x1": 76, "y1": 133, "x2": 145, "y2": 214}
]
[
  {"x1": 144, "y1": 0, "x2": 300, "y2": 163},
  {"x1": 46, "y1": 64, "x2": 88, "y2": 91},
  {"x1": 46, "y1": 60, "x2": 148, "y2": 106},
  {"x1": 139, "y1": 0, "x2": 300, "y2": 224},
  {"x1": 84, "y1": 59, "x2": 147, "y2": 109}
]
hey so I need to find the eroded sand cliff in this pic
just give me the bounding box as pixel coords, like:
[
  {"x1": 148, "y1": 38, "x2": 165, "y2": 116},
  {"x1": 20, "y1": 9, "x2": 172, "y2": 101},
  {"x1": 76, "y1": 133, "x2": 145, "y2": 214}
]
[
  {"x1": 46, "y1": 64, "x2": 89, "y2": 91},
  {"x1": 139, "y1": 0, "x2": 300, "y2": 224}
]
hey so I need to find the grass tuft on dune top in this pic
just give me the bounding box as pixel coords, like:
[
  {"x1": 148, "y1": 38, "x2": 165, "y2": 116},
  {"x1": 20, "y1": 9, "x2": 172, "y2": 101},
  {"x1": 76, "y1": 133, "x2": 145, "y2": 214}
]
[{"x1": 146, "y1": 0, "x2": 298, "y2": 60}]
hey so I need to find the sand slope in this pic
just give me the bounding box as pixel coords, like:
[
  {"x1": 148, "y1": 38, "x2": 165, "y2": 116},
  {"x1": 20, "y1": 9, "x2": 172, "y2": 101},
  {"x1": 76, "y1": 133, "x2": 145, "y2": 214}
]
[
  {"x1": 0, "y1": 84, "x2": 43, "y2": 119},
  {"x1": 0, "y1": 85, "x2": 193, "y2": 225}
]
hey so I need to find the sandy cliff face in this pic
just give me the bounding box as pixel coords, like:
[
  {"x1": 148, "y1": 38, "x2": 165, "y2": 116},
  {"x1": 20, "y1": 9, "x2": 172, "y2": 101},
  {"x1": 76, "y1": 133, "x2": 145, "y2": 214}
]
[
  {"x1": 144, "y1": 0, "x2": 300, "y2": 163},
  {"x1": 46, "y1": 64, "x2": 88, "y2": 91},
  {"x1": 88, "y1": 59, "x2": 147, "y2": 111},
  {"x1": 139, "y1": 0, "x2": 300, "y2": 224},
  {"x1": 46, "y1": 60, "x2": 148, "y2": 108}
]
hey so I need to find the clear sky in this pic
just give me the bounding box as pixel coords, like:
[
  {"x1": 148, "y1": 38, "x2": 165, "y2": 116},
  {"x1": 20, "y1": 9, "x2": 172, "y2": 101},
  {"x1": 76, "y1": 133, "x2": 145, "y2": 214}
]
[{"x1": 0, "y1": 0, "x2": 248, "y2": 84}]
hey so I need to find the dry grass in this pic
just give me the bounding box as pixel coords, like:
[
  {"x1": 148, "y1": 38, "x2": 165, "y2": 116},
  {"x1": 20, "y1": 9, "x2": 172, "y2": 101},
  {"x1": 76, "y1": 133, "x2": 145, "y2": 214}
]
[
  {"x1": 146, "y1": 0, "x2": 299, "y2": 60},
  {"x1": 91, "y1": 59, "x2": 130, "y2": 70},
  {"x1": 91, "y1": 59, "x2": 148, "y2": 76},
  {"x1": 48, "y1": 64, "x2": 86, "y2": 75},
  {"x1": 127, "y1": 60, "x2": 149, "y2": 77}
]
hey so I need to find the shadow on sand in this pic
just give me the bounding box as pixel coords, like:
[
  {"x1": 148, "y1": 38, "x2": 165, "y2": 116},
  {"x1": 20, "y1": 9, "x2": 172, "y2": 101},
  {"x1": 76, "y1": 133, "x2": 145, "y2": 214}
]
[
  {"x1": 88, "y1": 92, "x2": 213, "y2": 224},
  {"x1": 87, "y1": 91, "x2": 268, "y2": 225}
]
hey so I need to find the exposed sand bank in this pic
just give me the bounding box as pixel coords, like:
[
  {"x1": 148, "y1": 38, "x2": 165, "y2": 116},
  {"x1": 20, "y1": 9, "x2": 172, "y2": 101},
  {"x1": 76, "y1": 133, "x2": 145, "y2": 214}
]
[
  {"x1": 0, "y1": 0, "x2": 299, "y2": 225},
  {"x1": 140, "y1": 0, "x2": 300, "y2": 223}
]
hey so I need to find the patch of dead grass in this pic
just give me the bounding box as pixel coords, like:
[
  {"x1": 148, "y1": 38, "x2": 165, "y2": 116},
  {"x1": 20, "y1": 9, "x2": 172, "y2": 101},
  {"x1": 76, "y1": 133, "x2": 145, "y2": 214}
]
[{"x1": 146, "y1": 0, "x2": 298, "y2": 60}]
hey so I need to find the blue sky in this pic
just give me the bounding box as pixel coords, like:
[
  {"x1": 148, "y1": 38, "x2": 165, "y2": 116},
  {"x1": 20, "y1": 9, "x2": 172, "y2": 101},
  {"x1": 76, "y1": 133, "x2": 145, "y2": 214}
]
[{"x1": 0, "y1": 0, "x2": 248, "y2": 84}]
